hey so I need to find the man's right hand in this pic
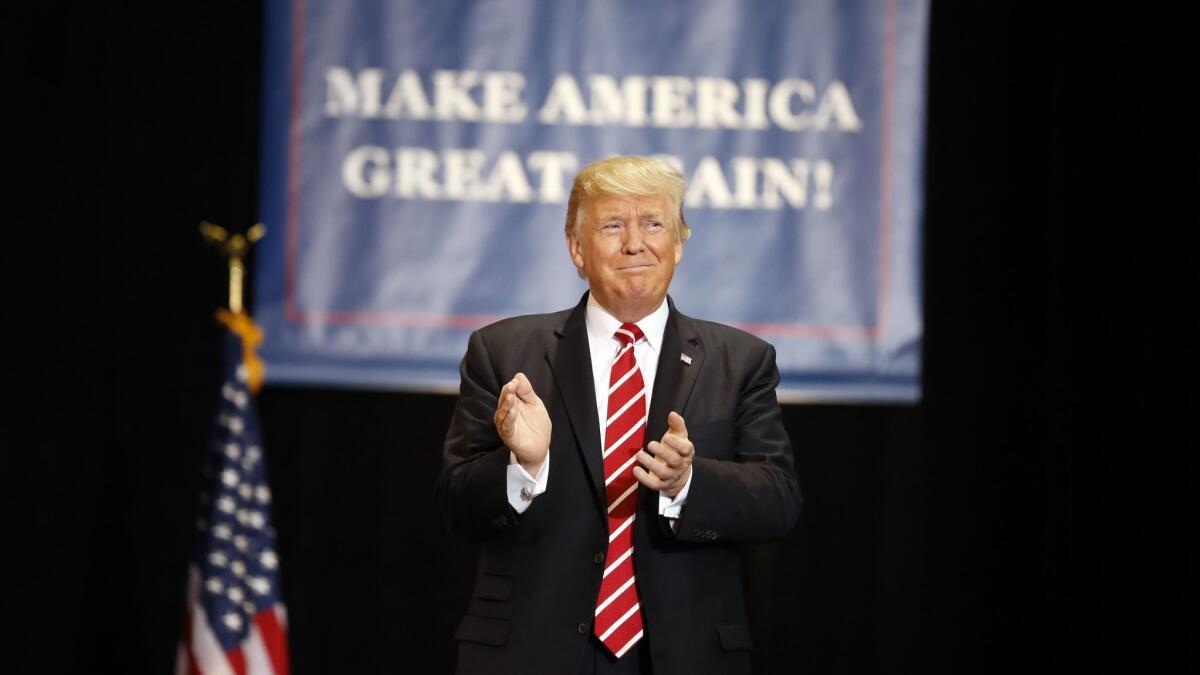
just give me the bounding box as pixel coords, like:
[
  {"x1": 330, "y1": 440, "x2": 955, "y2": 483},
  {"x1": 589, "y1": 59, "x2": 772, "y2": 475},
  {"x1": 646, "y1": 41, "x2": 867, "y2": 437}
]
[{"x1": 494, "y1": 372, "x2": 551, "y2": 474}]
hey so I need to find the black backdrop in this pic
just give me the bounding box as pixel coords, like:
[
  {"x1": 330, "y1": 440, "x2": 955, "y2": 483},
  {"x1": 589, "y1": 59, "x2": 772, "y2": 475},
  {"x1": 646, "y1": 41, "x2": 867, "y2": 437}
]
[{"x1": 17, "y1": 2, "x2": 1196, "y2": 674}]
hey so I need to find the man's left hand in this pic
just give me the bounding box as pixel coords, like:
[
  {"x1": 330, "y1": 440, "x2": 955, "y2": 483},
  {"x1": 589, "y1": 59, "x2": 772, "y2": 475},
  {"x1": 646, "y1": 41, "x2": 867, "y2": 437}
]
[{"x1": 634, "y1": 411, "x2": 693, "y2": 498}]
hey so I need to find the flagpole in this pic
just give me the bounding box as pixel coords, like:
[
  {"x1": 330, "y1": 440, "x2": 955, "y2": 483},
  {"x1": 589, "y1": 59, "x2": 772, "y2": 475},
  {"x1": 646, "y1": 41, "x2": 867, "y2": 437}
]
[
  {"x1": 199, "y1": 221, "x2": 266, "y2": 315},
  {"x1": 199, "y1": 221, "x2": 268, "y2": 393}
]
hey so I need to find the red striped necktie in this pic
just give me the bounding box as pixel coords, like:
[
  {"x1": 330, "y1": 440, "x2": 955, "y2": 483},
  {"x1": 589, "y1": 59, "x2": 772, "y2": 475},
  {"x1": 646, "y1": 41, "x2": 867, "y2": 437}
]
[{"x1": 594, "y1": 322, "x2": 647, "y2": 658}]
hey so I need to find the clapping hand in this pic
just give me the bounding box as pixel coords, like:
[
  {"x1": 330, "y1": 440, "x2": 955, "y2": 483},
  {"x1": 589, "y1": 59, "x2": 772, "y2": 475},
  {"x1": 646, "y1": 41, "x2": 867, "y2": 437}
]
[
  {"x1": 633, "y1": 411, "x2": 694, "y2": 498},
  {"x1": 493, "y1": 372, "x2": 551, "y2": 474}
]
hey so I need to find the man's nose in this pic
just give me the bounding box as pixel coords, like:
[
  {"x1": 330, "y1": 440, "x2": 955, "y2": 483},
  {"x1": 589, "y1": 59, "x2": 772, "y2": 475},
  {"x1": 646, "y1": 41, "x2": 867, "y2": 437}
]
[{"x1": 622, "y1": 225, "x2": 645, "y2": 253}]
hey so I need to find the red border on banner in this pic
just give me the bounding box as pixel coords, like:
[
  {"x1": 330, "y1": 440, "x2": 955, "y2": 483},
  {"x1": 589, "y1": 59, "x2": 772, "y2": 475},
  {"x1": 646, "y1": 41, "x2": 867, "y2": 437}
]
[{"x1": 283, "y1": 0, "x2": 898, "y2": 340}]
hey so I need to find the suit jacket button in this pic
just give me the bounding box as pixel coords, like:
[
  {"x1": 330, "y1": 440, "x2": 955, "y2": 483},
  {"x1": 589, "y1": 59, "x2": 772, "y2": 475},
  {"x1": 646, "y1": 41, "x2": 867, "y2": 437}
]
[
  {"x1": 593, "y1": 552, "x2": 605, "y2": 564},
  {"x1": 578, "y1": 622, "x2": 589, "y2": 635}
]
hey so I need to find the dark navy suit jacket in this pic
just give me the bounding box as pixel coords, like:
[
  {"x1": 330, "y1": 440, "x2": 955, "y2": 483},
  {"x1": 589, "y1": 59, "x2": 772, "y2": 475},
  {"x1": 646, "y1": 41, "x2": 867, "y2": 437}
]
[{"x1": 437, "y1": 293, "x2": 801, "y2": 675}]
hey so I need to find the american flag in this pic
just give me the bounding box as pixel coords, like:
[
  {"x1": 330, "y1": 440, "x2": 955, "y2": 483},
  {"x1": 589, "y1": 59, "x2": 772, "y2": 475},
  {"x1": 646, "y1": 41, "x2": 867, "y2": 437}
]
[{"x1": 179, "y1": 326, "x2": 289, "y2": 675}]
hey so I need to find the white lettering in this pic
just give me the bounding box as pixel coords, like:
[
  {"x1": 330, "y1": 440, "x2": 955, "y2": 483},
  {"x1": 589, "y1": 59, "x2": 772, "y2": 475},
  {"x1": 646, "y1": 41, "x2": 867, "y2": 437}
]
[
  {"x1": 813, "y1": 81, "x2": 862, "y2": 131},
  {"x1": 761, "y1": 158, "x2": 809, "y2": 209},
  {"x1": 442, "y1": 149, "x2": 488, "y2": 199},
  {"x1": 812, "y1": 159, "x2": 834, "y2": 210},
  {"x1": 650, "y1": 77, "x2": 694, "y2": 128},
  {"x1": 341, "y1": 145, "x2": 391, "y2": 197},
  {"x1": 587, "y1": 75, "x2": 648, "y2": 126},
  {"x1": 731, "y1": 157, "x2": 759, "y2": 208},
  {"x1": 327, "y1": 68, "x2": 859, "y2": 132},
  {"x1": 685, "y1": 156, "x2": 733, "y2": 208},
  {"x1": 381, "y1": 69, "x2": 432, "y2": 119},
  {"x1": 695, "y1": 77, "x2": 742, "y2": 128},
  {"x1": 742, "y1": 79, "x2": 770, "y2": 130},
  {"x1": 538, "y1": 74, "x2": 589, "y2": 124},
  {"x1": 526, "y1": 151, "x2": 577, "y2": 203},
  {"x1": 325, "y1": 67, "x2": 384, "y2": 117},
  {"x1": 395, "y1": 147, "x2": 442, "y2": 199},
  {"x1": 433, "y1": 70, "x2": 482, "y2": 121},
  {"x1": 342, "y1": 146, "x2": 835, "y2": 211},
  {"x1": 481, "y1": 71, "x2": 527, "y2": 123},
  {"x1": 482, "y1": 151, "x2": 534, "y2": 202},
  {"x1": 768, "y1": 79, "x2": 817, "y2": 131}
]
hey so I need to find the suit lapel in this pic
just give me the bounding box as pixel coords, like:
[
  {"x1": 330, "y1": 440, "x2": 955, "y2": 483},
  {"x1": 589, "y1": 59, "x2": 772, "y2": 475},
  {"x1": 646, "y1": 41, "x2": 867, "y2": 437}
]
[
  {"x1": 546, "y1": 293, "x2": 606, "y2": 509},
  {"x1": 645, "y1": 298, "x2": 706, "y2": 452}
]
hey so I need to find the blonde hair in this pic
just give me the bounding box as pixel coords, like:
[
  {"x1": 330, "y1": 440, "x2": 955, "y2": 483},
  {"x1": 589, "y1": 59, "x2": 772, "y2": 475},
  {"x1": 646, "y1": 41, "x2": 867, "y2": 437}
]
[{"x1": 565, "y1": 156, "x2": 691, "y2": 241}]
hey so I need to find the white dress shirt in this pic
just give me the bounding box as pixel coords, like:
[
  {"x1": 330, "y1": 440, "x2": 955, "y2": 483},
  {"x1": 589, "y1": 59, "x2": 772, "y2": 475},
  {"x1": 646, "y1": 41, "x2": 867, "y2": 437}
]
[{"x1": 506, "y1": 295, "x2": 692, "y2": 519}]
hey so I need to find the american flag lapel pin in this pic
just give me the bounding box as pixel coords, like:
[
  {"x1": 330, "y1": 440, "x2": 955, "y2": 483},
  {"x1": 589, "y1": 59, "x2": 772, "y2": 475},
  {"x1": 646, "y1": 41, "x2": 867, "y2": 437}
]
[{"x1": 680, "y1": 353, "x2": 693, "y2": 365}]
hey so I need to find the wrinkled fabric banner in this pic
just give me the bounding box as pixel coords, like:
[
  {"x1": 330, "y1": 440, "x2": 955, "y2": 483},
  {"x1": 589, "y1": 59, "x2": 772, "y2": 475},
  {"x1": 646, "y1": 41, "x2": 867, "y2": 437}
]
[{"x1": 255, "y1": 0, "x2": 928, "y2": 401}]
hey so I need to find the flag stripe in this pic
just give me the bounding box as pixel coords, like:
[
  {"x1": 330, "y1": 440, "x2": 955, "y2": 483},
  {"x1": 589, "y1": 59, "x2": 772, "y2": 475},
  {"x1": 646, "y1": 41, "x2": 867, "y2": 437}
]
[
  {"x1": 190, "y1": 602, "x2": 237, "y2": 675},
  {"x1": 242, "y1": 628, "x2": 272, "y2": 675},
  {"x1": 256, "y1": 607, "x2": 290, "y2": 675},
  {"x1": 180, "y1": 574, "x2": 203, "y2": 675},
  {"x1": 228, "y1": 646, "x2": 247, "y2": 675}
]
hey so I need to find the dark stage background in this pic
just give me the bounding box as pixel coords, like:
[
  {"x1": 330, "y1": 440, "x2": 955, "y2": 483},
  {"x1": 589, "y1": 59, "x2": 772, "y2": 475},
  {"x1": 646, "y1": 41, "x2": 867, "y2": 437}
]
[{"x1": 17, "y1": 2, "x2": 1196, "y2": 674}]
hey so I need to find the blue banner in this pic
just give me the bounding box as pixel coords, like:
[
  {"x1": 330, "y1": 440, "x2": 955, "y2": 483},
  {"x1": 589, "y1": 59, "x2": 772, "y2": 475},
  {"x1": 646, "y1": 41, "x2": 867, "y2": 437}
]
[{"x1": 256, "y1": 0, "x2": 928, "y2": 402}]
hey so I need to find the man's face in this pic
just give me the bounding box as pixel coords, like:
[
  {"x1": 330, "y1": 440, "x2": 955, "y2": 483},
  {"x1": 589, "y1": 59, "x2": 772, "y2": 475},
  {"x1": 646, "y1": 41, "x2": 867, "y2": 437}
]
[{"x1": 567, "y1": 194, "x2": 684, "y2": 322}]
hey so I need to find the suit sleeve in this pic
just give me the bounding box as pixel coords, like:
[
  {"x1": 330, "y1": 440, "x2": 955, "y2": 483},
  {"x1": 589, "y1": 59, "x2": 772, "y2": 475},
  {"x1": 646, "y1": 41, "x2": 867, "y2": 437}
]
[
  {"x1": 435, "y1": 329, "x2": 520, "y2": 541},
  {"x1": 673, "y1": 342, "x2": 802, "y2": 544}
]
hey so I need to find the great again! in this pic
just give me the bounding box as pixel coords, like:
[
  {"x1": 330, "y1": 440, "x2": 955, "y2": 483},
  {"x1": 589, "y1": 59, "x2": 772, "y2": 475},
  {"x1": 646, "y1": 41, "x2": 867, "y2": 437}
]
[{"x1": 342, "y1": 148, "x2": 835, "y2": 211}]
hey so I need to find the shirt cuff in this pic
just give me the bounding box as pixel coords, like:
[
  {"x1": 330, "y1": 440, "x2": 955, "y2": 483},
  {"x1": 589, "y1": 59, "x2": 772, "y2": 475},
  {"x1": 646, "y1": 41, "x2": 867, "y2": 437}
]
[
  {"x1": 506, "y1": 451, "x2": 549, "y2": 513},
  {"x1": 657, "y1": 468, "x2": 692, "y2": 519}
]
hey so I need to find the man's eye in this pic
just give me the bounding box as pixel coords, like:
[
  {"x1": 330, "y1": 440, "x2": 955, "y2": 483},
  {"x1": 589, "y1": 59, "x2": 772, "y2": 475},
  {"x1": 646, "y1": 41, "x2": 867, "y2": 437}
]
[
  {"x1": 644, "y1": 221, "x2": 663, "y2": 231},
  {"x1": 602, "y1": 222, "x2": 622, "y2": 231}
]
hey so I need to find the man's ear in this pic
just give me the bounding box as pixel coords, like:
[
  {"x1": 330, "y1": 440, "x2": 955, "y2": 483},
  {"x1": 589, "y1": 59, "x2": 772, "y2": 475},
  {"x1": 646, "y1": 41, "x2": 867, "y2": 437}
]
[{"x1": 566, "y1": 232, "x2": 584, "y2": 269}]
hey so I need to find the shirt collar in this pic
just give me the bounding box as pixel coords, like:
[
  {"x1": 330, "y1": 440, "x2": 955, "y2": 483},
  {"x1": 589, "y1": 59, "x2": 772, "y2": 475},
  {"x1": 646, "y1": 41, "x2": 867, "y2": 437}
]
[{"x1": 585, "y1": 293, "x2": 669, "y2": 353}]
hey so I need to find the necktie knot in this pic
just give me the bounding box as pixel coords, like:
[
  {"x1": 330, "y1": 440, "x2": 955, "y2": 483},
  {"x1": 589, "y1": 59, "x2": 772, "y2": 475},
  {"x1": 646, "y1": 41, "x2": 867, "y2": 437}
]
[{"x1": 614, "y1": 323, "x2": 644, "y2": 347}]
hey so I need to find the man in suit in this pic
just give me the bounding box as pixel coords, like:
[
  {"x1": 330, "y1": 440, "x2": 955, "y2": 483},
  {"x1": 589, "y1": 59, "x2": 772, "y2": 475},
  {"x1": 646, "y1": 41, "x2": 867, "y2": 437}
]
[{"x1": 437, "y1": 156, "x2": 801, "y2": 675}]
